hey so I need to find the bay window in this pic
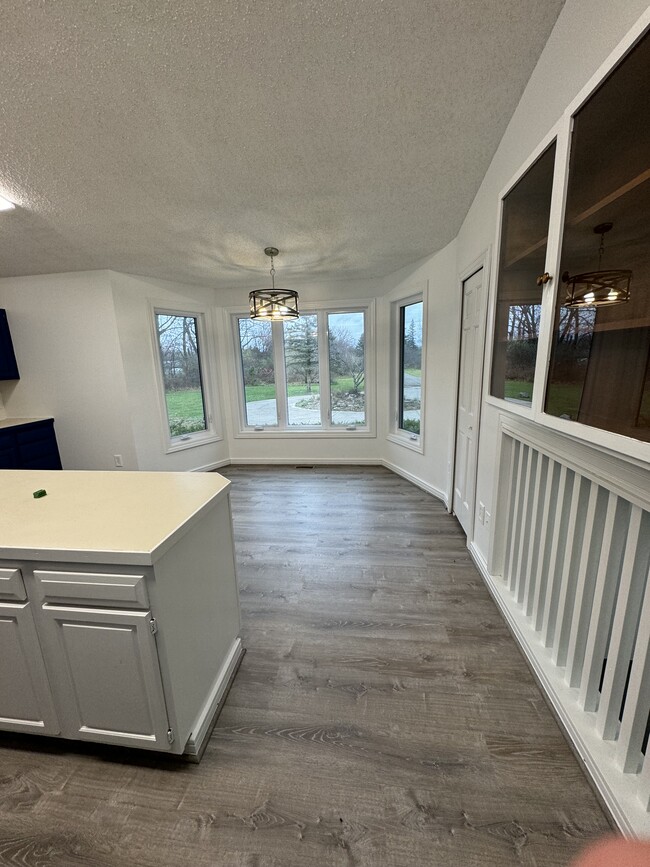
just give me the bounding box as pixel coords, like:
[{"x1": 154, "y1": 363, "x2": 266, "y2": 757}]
[{"x1": 232, "y1": 305, "x2": 372, "y2": 434}]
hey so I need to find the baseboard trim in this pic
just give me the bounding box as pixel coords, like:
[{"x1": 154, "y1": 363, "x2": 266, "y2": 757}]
[
  {"x1": 382, "y1": 459, "x2": 448, "y2": 507},
  {"x1": 467, "y1": 541, "x2": 641, "y2": 838},
  {"x1": 184, "y1": 637, "x2": 245, "y2": 762},
  {"x1": 229, "y1": 458, "x2": 381, "y2": 466},
  {"x1": 190, "y1": 459, "x2": 231, "y2": 472}
]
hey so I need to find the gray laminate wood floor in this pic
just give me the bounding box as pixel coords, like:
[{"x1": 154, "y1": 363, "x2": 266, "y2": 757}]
[{"x1": 0, "y1": 466, "x2": 612, "y2": 866}]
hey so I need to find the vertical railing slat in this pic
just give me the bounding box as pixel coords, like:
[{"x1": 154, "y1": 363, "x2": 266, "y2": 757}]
[
  {"x1": 541, "y1": 466, "x2": 569, "y2": 648},
  {"x1": 636, "y1": 749, "x2": 650, "y2": 813},
  {"x1": 619, "y1": 564, "x2": 650, "y2": 778},
  {"x1": 597, "y1": 506, "x2": 646, "y2": 741},
  {"x1": 514, "y1": 448, "x2": 536, "y2": 605},
  {"x1": 503, "y1": 440, "x2": 523, "y2": 587},
  {"x1": 532, "y1": 457, "x2": 557, "y2": 632},
  {"x1": 523, "y1": 453, "x2": 546, "y2": 617},
  {"x1": 565, "y1": 483, "x2": 602, "y2": 687},
  {"x1": 579, "y1": 493, "x2": 628, "y2": 712},
  {"x1": 491, "y1": 434, "x2": 517, "y2": 582},
  {"x1": 552, "y1": 473, "x2": 585, "y2": 667}
]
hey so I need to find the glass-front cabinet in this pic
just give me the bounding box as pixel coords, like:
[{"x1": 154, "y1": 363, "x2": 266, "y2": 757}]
[
  {"x1": 490, "y1": 142, "x2": 556, "y2": 407},
  {"x1": 489, "y1": 24, "x2": 650, "y2": 450}
]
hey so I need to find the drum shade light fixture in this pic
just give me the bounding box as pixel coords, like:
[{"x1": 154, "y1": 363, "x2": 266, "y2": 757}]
[
  {"x1": 562, "y1": 223, "x2": 631, "y2": 308},
  {"x1": 249, "y1": 247, "x2": 300, "y2": 320}
]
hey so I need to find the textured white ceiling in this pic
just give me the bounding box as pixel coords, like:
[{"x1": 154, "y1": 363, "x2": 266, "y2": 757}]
[{"x1": 0, "y1": 0, "x2": 565, "y2": 290}]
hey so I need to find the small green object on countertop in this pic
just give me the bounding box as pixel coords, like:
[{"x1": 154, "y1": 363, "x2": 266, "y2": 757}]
[{"x1": 33, "y1": 489, "x2": 47, "y2": 499}]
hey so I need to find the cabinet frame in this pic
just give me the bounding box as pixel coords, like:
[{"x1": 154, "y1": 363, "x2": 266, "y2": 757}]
[{"x1": 484, "y1": 9, "x2": 650, "y2": 467}]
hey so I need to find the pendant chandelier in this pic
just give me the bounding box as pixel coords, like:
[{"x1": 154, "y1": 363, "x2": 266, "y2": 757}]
[
  {"x1": 249, "y1": 247, "x2": 300, "y2": 321},
  {"x1": 562, "y1": 222, "x2": 631, "y2": 308}
]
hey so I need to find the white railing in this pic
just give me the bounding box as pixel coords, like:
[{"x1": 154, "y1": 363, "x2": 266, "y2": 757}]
[{"x1": 481, "y1": 417, "x2": 650, "y2": 838}]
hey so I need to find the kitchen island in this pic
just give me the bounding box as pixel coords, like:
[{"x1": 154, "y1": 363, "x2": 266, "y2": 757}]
[{"x1": 0, "y1": 470, "x2": 242, "y2": 759}]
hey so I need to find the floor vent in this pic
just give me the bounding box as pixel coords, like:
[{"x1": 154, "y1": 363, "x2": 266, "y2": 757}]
[{"x1": 295, "y1": 465, "x2": 315, "y2": 469}]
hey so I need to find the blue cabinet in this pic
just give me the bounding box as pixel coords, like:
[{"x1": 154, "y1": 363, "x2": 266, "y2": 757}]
[
  {"x1": 0, "y1": 310, "x2": 19, "y2": 380},
  {"x1": 0, "y1": 420, "x2": 62, "y2": 470}
]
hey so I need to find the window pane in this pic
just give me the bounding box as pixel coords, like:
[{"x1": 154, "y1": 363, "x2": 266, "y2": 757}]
[
  {"x1": 156, "y1": 313, "x2": 207, "y2": 438},
  {"x1": 545, "y1": 32, "x2": 650, "y2": 442},
  {"x1": 283, "y1": 315, "x2": 320, "y2": 426},
  {"x1": 490, "y1": 141, "x2": 556, "y2": 406},
  {"x1": 238, "y1": 319, "x2": 278, "y2": 426},
  {"x1": 399, "y1": 301, "x2": 423, "y2": 434},
  {"x1": 328, "y1": 311, "x2": 366, "y2": 426}
]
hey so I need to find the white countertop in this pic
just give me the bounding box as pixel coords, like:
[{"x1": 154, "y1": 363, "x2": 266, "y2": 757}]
[{"x1": 0, "y1": 470, "x2": 230, "y2": 565}]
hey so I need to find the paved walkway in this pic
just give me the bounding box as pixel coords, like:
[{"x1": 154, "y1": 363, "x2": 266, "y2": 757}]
[{"x1": 246, "y1": 381, "x2": 421, "y2": 427}]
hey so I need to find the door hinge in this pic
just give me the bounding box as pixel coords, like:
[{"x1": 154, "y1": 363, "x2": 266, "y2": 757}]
[
  {"x1": 149, "y1": 617, "x2": 158, "y2": 635},
  {"x1": 167, "y1": 728, "x2": 175, "y2": 745}
]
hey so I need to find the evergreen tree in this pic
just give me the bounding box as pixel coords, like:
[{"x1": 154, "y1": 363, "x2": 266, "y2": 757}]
[{"x1": 285, "y1": 317, "x2": 319, "y2": 392}]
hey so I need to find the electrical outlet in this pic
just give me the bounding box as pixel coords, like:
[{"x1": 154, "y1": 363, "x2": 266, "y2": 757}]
[
  {"x1": 484, "y1": 510, "x2": 491, "y2": 528},
  {"x1": 478, "y1": 502, "x2": 485, "y2": 524},
  {"x1": 114, "y1": 455, "x2": 123, "y2": 468}
]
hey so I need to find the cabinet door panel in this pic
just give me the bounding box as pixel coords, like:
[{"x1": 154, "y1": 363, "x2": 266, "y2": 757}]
[
  {"x1": 40, "y1": 606, "x2": 171, "y2": 750},
  {"x1": 0, "y1": 602, "x2": 60, "y2": 734},
  {"x1": 0, "y1": 568, "x2": 27, "y2": 601}
]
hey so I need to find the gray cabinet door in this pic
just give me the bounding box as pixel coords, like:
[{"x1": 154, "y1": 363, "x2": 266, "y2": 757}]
[
  {"x1": 0, "y1": 601, "x2": 60, "y2": 734},
  {"x1": 39, "y1": 605, "x2": 172, "y2": 750}
]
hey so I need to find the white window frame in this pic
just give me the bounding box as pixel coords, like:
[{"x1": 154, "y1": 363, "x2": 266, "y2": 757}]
[
  {"x1": 150, "y1": 302, "x2": 222, "y2": 454},
  {"x1": 229, "y1": 300, "x2": 376, "y2": 438},
  {"x1": 387, "y1": 282, "x2": 428, "y2": 454},
  {"x1": 484, "y1": 9, "x2": 650, "y2": 466}
]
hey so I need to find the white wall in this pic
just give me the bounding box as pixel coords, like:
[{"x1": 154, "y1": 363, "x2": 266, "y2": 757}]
[
  {"x1": 110, "y1": 271, "x2": 230, "y2": 472},
  {"x1": 0, "y1": 271, "x2": 138, "y2": 470},
  {"x1": 455, "y1": 0, "x2": 650, "y2": 560},
  {"x1": 379, "y1": 240, "x2": 459, "y2": 503}
]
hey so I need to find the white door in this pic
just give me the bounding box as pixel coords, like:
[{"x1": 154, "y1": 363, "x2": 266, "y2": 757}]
[
  {"x1": 39, "y1": 606, "x2": 172, "y2": 750},
  {"x1": 0, "y1": 602, "x2": 60, "y2": 734},
  {"x1": 453, "y1": 268, "x2": 484, "y2": 536}
]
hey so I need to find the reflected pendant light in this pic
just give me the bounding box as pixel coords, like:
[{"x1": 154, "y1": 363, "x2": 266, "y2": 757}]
[
  {"x1": 562, "y1": 222, "x2": 631, "y2": 308},
  {"x1": 249, "y1": 247, "x2": 300, "y2": 320}
]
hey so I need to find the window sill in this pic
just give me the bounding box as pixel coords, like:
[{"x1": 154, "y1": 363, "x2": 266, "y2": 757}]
[
  {"x1": 233, "y1": 428, "x2": 376, "y2": 439},
  {"x1": 386, "y1": 432, "x2": 423, "y2": 454},
  {"x1": 485, "y1": 394, "x2": 534, "y2": 417},
  {"x1": 165, "y1": 432, "x2": 223, "y2": 454}
]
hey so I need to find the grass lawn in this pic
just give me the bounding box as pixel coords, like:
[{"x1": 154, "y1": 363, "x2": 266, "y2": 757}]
[
  {"x1": 330, "y1": 376, "x2": 363, "y2": 394},
  {"x1": 165, "y1": 388, "x2": 207, "y2": 436},
  {"x1": 503, "y1": 380, "x2": 534, "y2": 401},
  {"x1": 504, "y1": 379, "x2": 584, "y2": 418},
  {"x1": 244, "y1": 383, "x2": 321, "y2": 402},
  {"x1": 165, "y1": 388, "x2": 205, "y2": 421}
]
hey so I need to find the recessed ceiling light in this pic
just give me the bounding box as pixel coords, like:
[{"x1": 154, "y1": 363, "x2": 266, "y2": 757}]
[{"x1": 0, "y1": 195, "x2": 15, "y2": 211}]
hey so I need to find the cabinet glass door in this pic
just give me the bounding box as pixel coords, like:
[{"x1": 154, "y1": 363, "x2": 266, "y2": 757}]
[
  {"x1": 490, "y1": 141, "x2": 556, "y2": 406},
  {"x1": 544, "y1": 30, "x2": 650, "y2": 441}
]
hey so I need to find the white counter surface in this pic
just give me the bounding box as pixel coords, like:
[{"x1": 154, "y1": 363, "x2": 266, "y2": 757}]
[{"x1": 0, "y1": 470, "x2": 230, "y2": 565}]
